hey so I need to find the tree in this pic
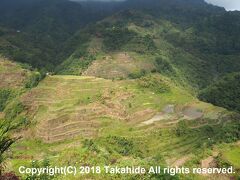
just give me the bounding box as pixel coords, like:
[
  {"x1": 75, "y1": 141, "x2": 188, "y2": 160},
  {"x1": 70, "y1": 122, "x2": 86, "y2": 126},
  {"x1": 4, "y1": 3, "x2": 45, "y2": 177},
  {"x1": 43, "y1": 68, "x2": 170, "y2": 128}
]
[{"x1": 0, "y1": 120, "x2": 19, "y2": 175}]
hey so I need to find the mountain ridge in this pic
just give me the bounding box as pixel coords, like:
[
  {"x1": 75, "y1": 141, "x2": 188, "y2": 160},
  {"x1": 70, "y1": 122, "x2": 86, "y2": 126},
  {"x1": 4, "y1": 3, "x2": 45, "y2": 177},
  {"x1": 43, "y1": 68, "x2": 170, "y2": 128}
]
[{"x1": 0, "y1": 1, "x2": 240, "y2": 179}]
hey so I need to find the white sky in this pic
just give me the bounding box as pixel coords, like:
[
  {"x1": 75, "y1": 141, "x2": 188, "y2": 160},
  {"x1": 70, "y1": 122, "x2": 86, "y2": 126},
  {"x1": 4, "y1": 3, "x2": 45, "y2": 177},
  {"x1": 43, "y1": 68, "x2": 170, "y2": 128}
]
[
  {"x1": 205, "y1": 0, "x2": 240, "y2": 10},
  {"x1": 72, "y1": 0, "x2": 240, "y2": 11}
]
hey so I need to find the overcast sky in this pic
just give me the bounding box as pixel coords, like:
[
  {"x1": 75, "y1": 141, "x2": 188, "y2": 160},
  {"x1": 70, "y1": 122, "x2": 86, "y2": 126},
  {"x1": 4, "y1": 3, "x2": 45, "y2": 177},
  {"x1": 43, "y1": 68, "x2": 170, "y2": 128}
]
[
  {"x1": 72, "y1": 0, "x2": 240, "y2": 11},
  {"x1": 205, "y1": 0, "x2": 240, "y2": 10}
]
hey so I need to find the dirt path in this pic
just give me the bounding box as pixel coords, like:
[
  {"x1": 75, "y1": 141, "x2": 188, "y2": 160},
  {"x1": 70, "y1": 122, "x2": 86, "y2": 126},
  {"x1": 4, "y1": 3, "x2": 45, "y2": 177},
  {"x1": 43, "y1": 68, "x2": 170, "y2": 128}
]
[
  {"x1": 140, "y1": 105, "x2": 175, "y2": 125},
  {"x1": 141, "y1": 113, "x2": 171, "y2": 125}
]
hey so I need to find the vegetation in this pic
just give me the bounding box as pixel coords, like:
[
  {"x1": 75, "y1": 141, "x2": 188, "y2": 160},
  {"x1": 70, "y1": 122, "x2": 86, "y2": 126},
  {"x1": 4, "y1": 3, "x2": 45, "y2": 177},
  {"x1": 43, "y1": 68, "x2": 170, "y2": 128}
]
[
  {"x1": 0, "y1": 0, "x2": 240, "y2": 179},
  {"x1": 128, "y1": 69, "x2": 147, "y2": 79},
  {"x1": 25, "y1": 71, "x2": 46, "y2": 89},
  {"x1": 0, "y1": 119, "x2": 19, "y2": 175},
  {"x1": 25, "y1": 159, "x2": 55, "y2": 180},
  {"x1": 138, "y1": 74, "x2": 170, "y2": 93},
  {"x1": 106, "y1": 136, "x2": 142, "y2": 157},
  {"x1": 199, "y1": 73, "x2": 240, "y2": 112},
  {"x1": 103, "y1": 26, "x2": 136, "y2": 51},
  {"x1": 175, "y1": 120, "x2": 189, "y2": 137},
  {"x1": 0, "y1": 89, "x2": 14, "y2": 111},
  {"x1": 154, "y1": 57, "x2": 176, "y2": 76}
]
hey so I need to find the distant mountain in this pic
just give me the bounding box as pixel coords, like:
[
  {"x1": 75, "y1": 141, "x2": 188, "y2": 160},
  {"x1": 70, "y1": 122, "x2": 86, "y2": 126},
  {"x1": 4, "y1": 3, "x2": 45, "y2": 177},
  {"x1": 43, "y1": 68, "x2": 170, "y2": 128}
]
[
  {"x1": 0, "y1": 0, "x2": 240, "y2": 111},
  {"x1": 58, "y1": 1, "x2": 240, "y2": 87},
  {"x1": 0, "y1": 0, "x2": 119, "y2": 68},
  {"x1": 1, "y1": 1, "x2": 240, "y2": 178}
]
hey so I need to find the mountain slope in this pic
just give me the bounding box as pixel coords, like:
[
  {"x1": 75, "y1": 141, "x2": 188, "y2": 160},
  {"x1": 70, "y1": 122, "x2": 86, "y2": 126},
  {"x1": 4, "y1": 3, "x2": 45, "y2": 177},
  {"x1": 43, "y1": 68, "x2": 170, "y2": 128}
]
[
  {"x1": 0, "y1": 0, "x2": 240, "y2": 179},
  {"x1": 199, "y1": 73, "x2": 240, "y2": 112},
  {"x1": 54, "y1": 10, "x2": 216, "y2": 89},
  {"x1": 56, "y1": 0, "x2": 240, "y2": 91},
  {"x1": 0, "y1": 0, "x2": 119, "y2": 69},
  {"x1": 9, "y1": 74, "x2": 240, "y2": 179}
]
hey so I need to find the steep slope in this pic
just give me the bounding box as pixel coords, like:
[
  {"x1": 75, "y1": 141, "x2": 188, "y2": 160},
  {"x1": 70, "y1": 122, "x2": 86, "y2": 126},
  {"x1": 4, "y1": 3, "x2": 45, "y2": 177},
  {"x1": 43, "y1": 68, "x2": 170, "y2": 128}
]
[
  {"x1": 1, "y1": 0, "x2": 240, "y2": 85},
  {"x1": 1, "y1": 1, "x2": 240, "y2": 179},
  {"x1": 0, "y1": 56, "x2": 37, "y2": 119},
  {"x1": 0, "y1": 57, "x2": 31, "y2": 89},
  {"x1": 56, "y1": 10, "x2": 214, "y2": 89},
  {"x1": 199, "y1": 73, "x2": 240, "y2": 112},
  {"x1": 9, "y1": 74, "x2": 240, "y2": 179},
  {"x1": 0, "y1": 0, "x2": 119, "y2": 69},
  {"x1": 20, "y1": 74, "x2": 194, "y2": 142},
  {"x1": 57, "y1": 0, "x2": 240, "y2": 91}
]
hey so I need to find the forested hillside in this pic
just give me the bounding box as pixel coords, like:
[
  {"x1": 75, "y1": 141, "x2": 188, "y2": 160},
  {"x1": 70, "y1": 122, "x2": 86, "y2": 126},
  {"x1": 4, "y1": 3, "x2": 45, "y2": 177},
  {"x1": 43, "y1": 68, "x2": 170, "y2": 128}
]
[
  {"x1": 0, "y1": 0, "x2": 119, "y2": 68},
  {"x1": 1, "y1": 0, "x2": 239, "y2": 112},
  {"x1": 0, "y1": 0, "x2": 240, "y2": 179}
]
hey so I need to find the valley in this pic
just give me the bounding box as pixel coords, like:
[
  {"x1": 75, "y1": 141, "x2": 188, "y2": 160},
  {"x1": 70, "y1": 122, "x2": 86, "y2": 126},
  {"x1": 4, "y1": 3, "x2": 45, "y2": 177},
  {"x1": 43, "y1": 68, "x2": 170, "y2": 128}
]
[{"x1": 0, "y1": 0, "x2": 239, "y2": 179}]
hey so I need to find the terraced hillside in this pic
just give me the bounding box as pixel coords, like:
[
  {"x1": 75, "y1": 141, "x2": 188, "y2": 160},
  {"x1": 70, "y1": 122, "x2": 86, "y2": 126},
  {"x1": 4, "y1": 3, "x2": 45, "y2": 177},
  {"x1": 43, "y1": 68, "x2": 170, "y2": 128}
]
[
  {"x1": 1, "y1": 0, "x2": 240, "y2": 179},
  {"x1": 21, "y1": 75, "x2": 131, "y2": 142},
  {"x1": 0, "y1": 57, "x2": 32, "y2": 89},
  {"x1": 82, "y1": 52, "x2": 155, "y2": 79},
  {"x1": 0, "y1": 57, "x2": 36, "y2": 119},
  {"x1": 7, "y1": 74, "x2": 240, "y2": 179}
]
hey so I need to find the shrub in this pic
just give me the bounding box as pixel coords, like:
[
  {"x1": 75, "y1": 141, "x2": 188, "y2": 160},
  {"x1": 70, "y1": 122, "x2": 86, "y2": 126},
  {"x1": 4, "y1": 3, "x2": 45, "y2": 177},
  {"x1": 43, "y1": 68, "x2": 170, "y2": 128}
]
[
  {"x1": 25, "y1": 73, "x2": 41, "y2": 89},
  {"x1": 25, "y1": 68, "x2": 46, "y2": 89},
  {"x1": 138, "y1": 75, "x2": 170, "y2": 93},
  {"x1": 82, "y1": 139, "x2": 99, "y2": 153},
  {"x1": 0, "y1": 89, "x2": 14, "y2": 112},
  {"x1": 4, "y1": 101, "x2": 24, "y2": 121},
  {"x1": 126, "y1": 35, "x2": 157, "y2": 54},
  {"x1": 128, "y1": 69, "x2": 146, "y2": 79},
  {"x1": 26, "y1": 159, "x2": 55, "y2": 180},
  {"x1": 0, "y1": 120, "x2": 19, "y2": 175},
  {"x1": 103, "y1": 26, "x2": 136, "y2": 51},
  {"x1": 154, "y1": 57, "x2": 175, "y2": 75},
  {"x1": 175, "y1": 120, "x2": 189, "y2": 137},
  {"x1": 106, "y1": 136, "x2": 141, "y2": 156}
]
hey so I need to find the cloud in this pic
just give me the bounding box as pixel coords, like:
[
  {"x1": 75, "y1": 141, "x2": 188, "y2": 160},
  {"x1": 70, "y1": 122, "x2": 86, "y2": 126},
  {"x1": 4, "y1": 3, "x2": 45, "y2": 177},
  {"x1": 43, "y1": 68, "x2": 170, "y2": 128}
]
[
  {"x1": 71, "y1": 0, "x2": 124, "y2": 1},
  {"x1": 205, "y1": 0, "x2": 240, "y2": 10},
  {"x1": 72, "y1": 0, "x2": 240, "y2": 11}
]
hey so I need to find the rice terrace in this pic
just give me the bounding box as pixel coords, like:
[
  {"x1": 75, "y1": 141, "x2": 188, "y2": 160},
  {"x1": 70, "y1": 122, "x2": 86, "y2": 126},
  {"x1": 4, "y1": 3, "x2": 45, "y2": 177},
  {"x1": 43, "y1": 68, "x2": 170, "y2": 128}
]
[{"x1": 0, "y1": 0, "x2": 240, "y2": 179}]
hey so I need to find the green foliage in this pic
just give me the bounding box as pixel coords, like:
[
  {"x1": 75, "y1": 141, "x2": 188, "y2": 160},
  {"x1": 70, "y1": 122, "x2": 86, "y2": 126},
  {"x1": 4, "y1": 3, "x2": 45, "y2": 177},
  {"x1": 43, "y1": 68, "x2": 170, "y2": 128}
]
[
  {"x1": 126, "y1": 35, "x2": 157, "y2": 54},
  {"x1": 0, "y1": 120, "x2": 19, "y2": 175},
  {"x1": 138, "y1": 75, "x2": 170, "y2": 93},
  {"x1": 199, "y1": 73, "x2": 240, "y2": 112},
  {"x1": 195, "y1": 120, "x2": 240, "y2": 147},
  {"x1": 26, "y1": 159, "x2": 55, "y2": 180},
  {"x1": 103, "y1": 26, "x2": 136, "y2": 51},
  {"x1": 179, "y1": 115, "x2": 240, "y2": 148},
  {"x1": 4, "y1": 100, "x2": 24, "y2": 121},
  {"x1": 150, "y1": 172, "x2": 179, "y2": 180},
  {"x1": 213, "y1": 120, "x2": 240, "y2": 143},
  {"x1": 25, "y1": 71, "x2": 46, "y2": 89},
  {"x1": 82, "y1": 139, "x2": 99, "y2": 153},
  {"x1": 106, "y1": 136, "x2": 142, "y2": 157},
  {"x1": 0, "y1": 0, "x2": 115, "y2": 70},
  {"x1": 154, "y1": 57, "x2": 175, "y2": 75},
  {"x1": 216, "y1": 155, "x2": 232, "y2": 169},
  {"x1": 0, "y1": 89, "x2": 14, "y2": 112},
  {"x1": 57, "y1": 52, "x2": 96, "y2": 75},
  {"x1": 175, "y1": 120, "x2": 189, "y2": 137},
  {"x1": 128, "y1": 69, "x2": 147, "y2": 79}
]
